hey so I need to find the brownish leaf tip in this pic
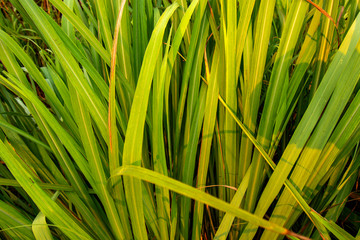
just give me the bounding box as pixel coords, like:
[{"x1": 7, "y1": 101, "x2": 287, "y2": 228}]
[{"x1": 287, "y1": 229, "x2": 312, "y2": 240}]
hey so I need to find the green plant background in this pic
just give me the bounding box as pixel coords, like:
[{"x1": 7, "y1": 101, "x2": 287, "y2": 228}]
[{"x1": 0, "y1": 0, "x2": 360, "y2": 239}]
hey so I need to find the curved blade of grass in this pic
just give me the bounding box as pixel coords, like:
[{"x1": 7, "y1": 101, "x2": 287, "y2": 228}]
[
  {"x1": 152, "y1": 25, "x2": 173, "y2": 240},
  {"x1": 121, "y1": 3, "x2": 179, "y2": 239},
  {"x1": 32, "y1": 191, "x2": 59, "y2": 240},
  {"x1": 110, "y1": 165, "x2": 310, "y2": 240},
  {"x1": 33, "y1": 211, "x2": 54, "y2": 240}
]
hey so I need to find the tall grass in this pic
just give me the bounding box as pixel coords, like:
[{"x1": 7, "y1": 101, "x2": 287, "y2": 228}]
[{"x1": 0, "y1": 0, "x2": 360, "y2": 239}]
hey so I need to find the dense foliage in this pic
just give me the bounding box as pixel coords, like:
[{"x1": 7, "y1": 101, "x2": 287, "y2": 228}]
[{"x1": 0, "y1": 0, "x2": 360, "y2": 239}]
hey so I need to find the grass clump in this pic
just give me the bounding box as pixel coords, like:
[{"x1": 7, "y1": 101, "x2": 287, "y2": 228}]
[{"x1": 0, "y1": 0, "x2": 360, "y2": 239}]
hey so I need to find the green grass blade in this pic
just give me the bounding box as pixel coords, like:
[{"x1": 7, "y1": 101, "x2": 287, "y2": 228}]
[
  {"x1": 174, "y1": 0, "x2": 207, "y2": 163},
  {"x1": 214, "y1": 167, "x2": 250, "y2": 240},
  {"x1": 310, "y1": 211, "x2": 356, "y2": 240},
  {"x1": 106, "y1": 1, "x2": 132, "y2": 238},
  {"x1": 152, "y1": 26, "x2": 173, "y2": 240},
  {"x1": 71, "y1": 89, "x2": 129, "y2": 239},
  {"x1": 223, "y1": 0, "x2": 237, "y2": 201},
  {"x1": 0, "y1": 119, "x2": 51, "y2": 151},
  {"x1": 132, "y1": 0, "x2": 149, "y2": 80},
  {"x1": 111, "y1": 165, "x2": 310, "y2": 240},
  {"x1": 235, "y1": 0, "x2": 256, "y2": 79},
  {"x1": 121, "y1": 3, "x2": 179, "y2": 239},
  {"x1": 192, "y1": 45, "x2": 220, "y2": 240},
  {"x1": 32, "y1": 192, "x2": 58, "y2": 240}
]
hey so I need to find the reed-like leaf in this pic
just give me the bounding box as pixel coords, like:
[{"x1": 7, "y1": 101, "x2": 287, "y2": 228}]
[{"x1": 121, "y1": 4, "x2": 179, "y2": 239}]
